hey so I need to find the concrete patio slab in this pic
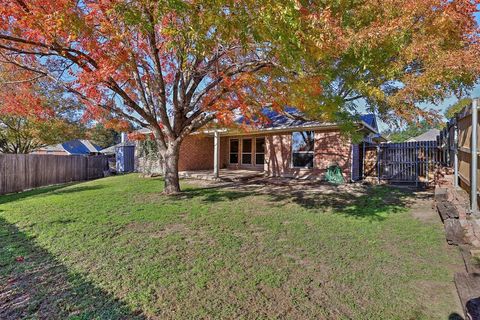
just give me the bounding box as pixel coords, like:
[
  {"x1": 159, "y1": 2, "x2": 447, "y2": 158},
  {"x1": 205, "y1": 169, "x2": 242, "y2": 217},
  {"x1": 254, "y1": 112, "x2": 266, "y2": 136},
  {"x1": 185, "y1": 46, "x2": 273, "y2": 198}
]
[{"x1": 179, "y1": 169, "x2": 264, "y2": 182}]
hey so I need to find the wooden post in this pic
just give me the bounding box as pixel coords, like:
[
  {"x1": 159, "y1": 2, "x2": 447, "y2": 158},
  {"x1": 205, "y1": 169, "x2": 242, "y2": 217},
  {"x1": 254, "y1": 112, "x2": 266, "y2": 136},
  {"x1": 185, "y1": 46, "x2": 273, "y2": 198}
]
[{"x1": 471, "y1": 98, "x2": 478, "y2": 214}]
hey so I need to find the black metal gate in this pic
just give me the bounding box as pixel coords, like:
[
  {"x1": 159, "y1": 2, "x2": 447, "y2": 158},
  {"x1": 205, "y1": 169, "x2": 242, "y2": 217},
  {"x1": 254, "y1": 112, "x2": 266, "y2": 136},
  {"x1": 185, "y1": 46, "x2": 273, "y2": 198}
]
[{"x1": 372, "y1": 141, "x2": 439, "y2": 185}]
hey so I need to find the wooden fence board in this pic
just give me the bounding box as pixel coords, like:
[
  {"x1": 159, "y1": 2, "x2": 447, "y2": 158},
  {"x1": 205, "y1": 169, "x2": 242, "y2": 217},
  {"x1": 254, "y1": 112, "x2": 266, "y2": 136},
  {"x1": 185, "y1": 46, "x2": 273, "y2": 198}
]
[
  {"x1": 0, "y1": 154, "x2": 108, "y2": 195},
  {"x1": 440, "y1": 104, "x2": 480, "y2": 208}
]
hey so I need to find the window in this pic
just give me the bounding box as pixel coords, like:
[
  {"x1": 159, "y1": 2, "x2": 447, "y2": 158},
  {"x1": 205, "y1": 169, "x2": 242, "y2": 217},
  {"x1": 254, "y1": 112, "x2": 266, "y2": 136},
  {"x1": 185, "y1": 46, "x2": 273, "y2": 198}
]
[
  {"x1": 242, "y1": 139, "x2": 252, "y2": 164},
  {"x1": 229, "y1": 139, "x2": 239, "y2": 164},
  {"x1": 291, "y1": 131, "x2": 314, "y2": 168},
  {"x1": 255, "y1": 138, "x2": 265, "y2": 165}
]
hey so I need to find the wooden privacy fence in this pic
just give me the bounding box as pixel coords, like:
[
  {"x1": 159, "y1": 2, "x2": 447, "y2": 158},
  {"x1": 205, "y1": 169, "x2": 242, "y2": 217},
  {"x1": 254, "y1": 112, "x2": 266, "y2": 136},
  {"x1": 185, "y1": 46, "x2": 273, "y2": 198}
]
[
  {"x1": 0, "y1": 154, "x2": 108, "y2": 195},
  {"x1": 364, "y1": 141, "x2": 441, "y2": 186},
  {"x1": 439, "y1": 101, "x2": 480, "y2": 211}
]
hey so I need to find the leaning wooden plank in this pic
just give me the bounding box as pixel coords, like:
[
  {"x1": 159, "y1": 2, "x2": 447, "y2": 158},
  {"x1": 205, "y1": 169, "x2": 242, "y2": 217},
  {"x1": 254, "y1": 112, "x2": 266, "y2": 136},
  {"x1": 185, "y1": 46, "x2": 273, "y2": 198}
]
[
  {"x1": 445, "y1": 219, "x2": 466, "y2": 245},
  {"x1": 454, "y1": 272, "x2": 480, "y2": 320}
]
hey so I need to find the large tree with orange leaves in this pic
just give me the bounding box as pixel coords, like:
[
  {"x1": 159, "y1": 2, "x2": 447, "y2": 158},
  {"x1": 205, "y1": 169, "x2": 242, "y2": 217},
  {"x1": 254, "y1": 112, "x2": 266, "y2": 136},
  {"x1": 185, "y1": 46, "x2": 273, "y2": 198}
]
[
  {"x1": 0, "y1": 64, "x2": 84, "y2": 153},
  {"x1": 0, "y1": 0, "x2": 479, "y2": 193}
]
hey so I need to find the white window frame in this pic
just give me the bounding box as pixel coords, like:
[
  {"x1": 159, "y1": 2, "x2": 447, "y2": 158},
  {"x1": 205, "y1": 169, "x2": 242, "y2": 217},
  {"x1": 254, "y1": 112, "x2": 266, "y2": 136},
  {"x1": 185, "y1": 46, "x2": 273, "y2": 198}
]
[
  {"x1": 291, "y1": 131, "x2": 315, "y2": 169},
  {"x1": 241, "y1": 138, "x2": 253, "y2": 165},
  {"x1": 255, "y1": 137, "x2": 265, "y2": 166},
  {"x1": 229, "y1": 139, "x2": 239, "y2": 164}
]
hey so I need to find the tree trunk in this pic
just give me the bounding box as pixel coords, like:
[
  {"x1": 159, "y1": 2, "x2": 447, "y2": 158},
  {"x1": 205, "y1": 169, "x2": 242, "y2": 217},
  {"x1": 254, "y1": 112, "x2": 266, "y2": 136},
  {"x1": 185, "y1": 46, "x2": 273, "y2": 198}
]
[{"x1": 163, "y1": 147, "x2": 181, "y2": 194}]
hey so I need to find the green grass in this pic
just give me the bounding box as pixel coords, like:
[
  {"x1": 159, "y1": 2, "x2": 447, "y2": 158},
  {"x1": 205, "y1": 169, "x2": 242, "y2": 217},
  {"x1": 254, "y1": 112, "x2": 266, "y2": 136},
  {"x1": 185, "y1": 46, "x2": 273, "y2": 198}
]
[{"x1": 0, "y1": 174, "x2": 460, "y2": 319}]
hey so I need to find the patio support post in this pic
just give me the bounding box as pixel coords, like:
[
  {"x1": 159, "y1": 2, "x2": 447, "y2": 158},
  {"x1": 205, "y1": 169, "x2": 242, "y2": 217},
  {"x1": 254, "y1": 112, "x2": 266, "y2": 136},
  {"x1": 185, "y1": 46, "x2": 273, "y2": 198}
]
[
  {"x1": 471, "y1": 98, "x2": 478, "y2": 215},
  {"x1": 214, "y1": 130, "x2": 220, "y2": 178}
]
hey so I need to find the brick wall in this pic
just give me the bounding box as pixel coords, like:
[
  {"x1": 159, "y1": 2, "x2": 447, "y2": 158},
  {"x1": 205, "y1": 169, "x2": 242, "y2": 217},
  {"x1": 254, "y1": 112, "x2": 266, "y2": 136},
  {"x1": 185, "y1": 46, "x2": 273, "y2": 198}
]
[
  {"x1": 265, "y1": 129, "x2": 352, "y2": 180},
  {"x1": 178, "y1": 135, "x2": 215, "y2": 171}
]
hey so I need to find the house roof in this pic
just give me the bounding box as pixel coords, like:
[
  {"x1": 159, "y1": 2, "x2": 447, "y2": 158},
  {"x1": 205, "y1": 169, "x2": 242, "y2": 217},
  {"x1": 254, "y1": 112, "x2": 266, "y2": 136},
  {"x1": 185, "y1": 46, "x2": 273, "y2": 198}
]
[
  {"x1": 132, "y1": 108, "x2": 382, "y2": 138},
  {"x1": 235, "y1": 107, "x2": 327, "y2": 129},
  {"x1": 234, "y1": 107, "x2": 380, "y2": 134},
  {"x1": 407, "y1": 129, "x2": 440, "y2": 142},
  {"x1": 359, "y1": 114, "x2": 378, "y2": 131},
  {"x1": 37, "y1": 139, "x2": 102, "y2": 155},
  {"x1": 100, "y1": 142, "x2": 135, "y2": 155}
]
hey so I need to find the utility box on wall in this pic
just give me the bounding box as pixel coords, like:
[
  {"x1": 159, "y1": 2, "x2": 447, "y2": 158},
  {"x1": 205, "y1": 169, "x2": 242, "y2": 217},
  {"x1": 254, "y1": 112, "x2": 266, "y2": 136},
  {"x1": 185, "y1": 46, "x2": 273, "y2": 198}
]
[{"x1": 116, "y1": 145, "x2": 135, "y2": 173}]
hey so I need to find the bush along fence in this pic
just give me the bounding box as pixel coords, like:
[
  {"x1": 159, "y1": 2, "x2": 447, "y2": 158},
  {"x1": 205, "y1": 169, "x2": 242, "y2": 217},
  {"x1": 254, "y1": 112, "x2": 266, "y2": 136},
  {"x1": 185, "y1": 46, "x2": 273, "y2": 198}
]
[{"x1": 0, "y1": 154, "x2": 108, "y2": 195}]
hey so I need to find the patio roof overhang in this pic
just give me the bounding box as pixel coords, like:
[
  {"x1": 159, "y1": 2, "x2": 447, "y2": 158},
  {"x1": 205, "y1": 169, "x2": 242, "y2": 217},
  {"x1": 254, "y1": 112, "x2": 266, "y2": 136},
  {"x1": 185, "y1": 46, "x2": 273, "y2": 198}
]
[
  {"x1": 201, "y1": 119, "x2": 382, "y2": 138},
  {"x1": 202, "y1": 123, "x2": 339, "y2": 137}
]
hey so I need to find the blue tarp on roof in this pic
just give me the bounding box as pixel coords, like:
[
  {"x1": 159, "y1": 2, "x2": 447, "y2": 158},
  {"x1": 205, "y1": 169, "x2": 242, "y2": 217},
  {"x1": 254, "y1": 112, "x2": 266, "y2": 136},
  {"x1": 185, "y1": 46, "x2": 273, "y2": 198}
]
[{"x1": 61, "y1": 140, "x2": 102, "y2": 155}]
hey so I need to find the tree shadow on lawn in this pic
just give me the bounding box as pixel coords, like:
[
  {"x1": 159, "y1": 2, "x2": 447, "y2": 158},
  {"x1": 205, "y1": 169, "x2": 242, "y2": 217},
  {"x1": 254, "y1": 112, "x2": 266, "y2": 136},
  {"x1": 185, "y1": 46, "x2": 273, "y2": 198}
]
[
  {"x1": 267, "y1": 185, "x2": 421, "y2": 221},
  {"x1": 180, "y1": 181, "x2": 423, "y2": 222},
  {"x1": 0, "y1": 183, "x2": 105, "y2": 206},
  {"x1": 179, "y1": 185, "x2": 254, "y2": 203},
  {"x1": 0, "y1": 217, "x2": 145, "y2": 320}
]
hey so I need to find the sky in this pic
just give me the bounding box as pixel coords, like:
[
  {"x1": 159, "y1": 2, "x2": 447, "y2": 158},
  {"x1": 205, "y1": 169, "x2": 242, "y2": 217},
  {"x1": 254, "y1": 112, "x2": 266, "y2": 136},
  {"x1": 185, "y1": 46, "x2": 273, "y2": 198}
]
[
  {"x1": 374, "y1": 12, "x2": 480, "y2": 132},
  {"x1": 374, "y1": 77, "x2": 480, "y2": 133}
]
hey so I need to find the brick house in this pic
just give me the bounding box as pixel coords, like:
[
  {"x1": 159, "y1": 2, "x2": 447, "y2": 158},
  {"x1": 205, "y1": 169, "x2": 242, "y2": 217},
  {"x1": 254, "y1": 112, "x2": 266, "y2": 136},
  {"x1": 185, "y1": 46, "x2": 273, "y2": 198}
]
[{"x1": 135, "y1": 108, "x2": 384, "y2": 181}]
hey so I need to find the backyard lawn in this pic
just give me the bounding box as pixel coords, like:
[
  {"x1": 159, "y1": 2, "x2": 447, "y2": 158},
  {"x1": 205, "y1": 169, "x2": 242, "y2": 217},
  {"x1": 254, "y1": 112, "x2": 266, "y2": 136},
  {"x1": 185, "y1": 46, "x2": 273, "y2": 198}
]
[{"x1": 0, "y1": 174, "x2": 461, "y2": 319}]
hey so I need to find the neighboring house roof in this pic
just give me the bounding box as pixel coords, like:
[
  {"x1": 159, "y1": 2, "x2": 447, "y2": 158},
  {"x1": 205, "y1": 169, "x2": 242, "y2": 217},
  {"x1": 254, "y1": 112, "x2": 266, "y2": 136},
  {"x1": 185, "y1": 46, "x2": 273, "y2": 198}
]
[
  {"x1": 36, "y1": 139, "x2": 102, "y2": 155},
  {"x1": 100, "y1": 142, "x2": 135, "y2": 155},
  {"x1": 61, "y1": 139, "x2": 102, "y2": 155},
  {"x1": 407, "y1": 129, "x2": 440, "y2": 142},
  {"x1": 39, "y1": 144, "x2": 67, "y2": 153}
]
